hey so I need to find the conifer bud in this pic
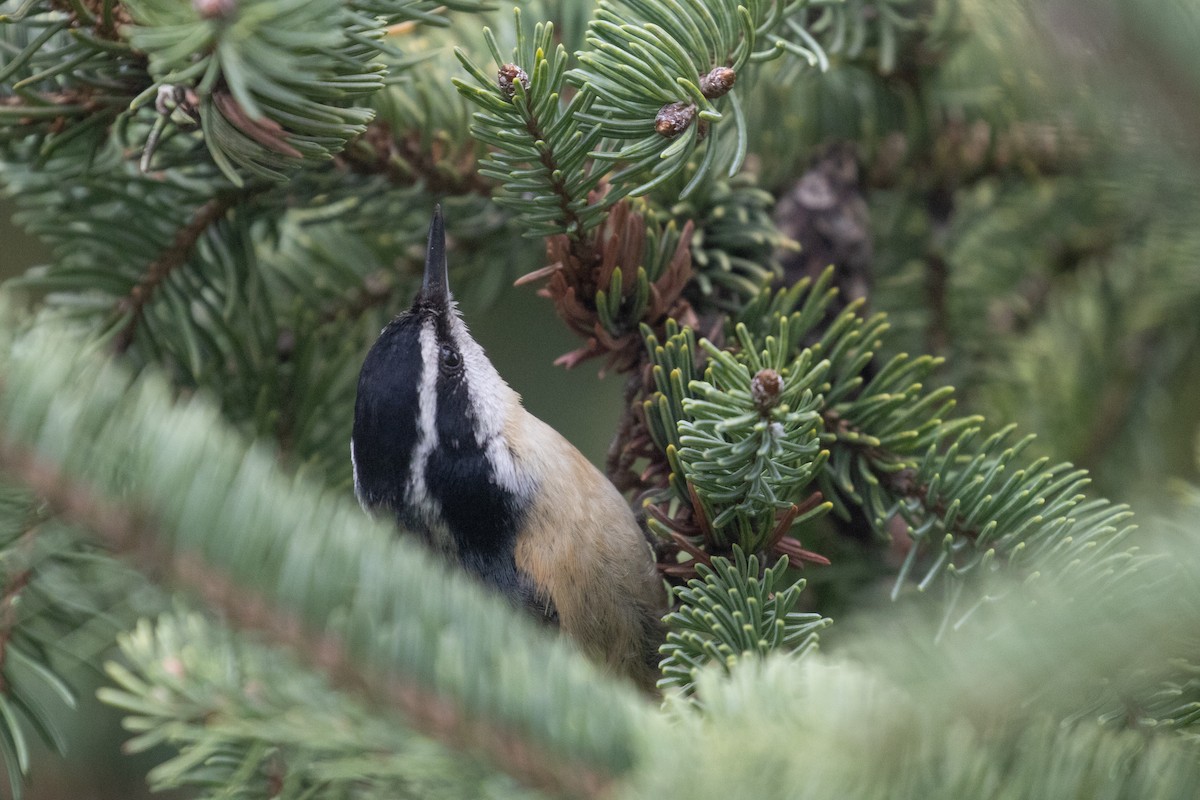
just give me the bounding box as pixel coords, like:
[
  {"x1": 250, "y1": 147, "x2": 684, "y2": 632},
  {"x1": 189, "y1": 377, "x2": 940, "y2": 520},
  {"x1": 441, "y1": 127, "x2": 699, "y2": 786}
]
[
  {"x1": 699, "y1": 66, "x2": 736, "y2": 99},
  {"x1": 655, "y1": 102, "x2": 697, "y2": 139},
  {"x1": 751, "y1": 369, "x2": 783, "y2": 413},
  {"x1": 497, "y1": 64, "x2": 530, "y2": 101},
  {"x1": 193, "y1": 0, "x2": 236, "y2": 19}
]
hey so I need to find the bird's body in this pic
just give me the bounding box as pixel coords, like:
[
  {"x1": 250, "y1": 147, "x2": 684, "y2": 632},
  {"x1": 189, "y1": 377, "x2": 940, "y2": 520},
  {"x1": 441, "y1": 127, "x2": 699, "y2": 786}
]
[{"x1": 352, "y1": 208, "x2": 665, "y2": 689}]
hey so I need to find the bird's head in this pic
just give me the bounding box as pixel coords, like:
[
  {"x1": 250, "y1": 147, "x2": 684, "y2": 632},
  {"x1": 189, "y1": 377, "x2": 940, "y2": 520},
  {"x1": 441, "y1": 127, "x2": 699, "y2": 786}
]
[{"x1": 351, "y1": 207, "x2": 526, "y2": 542}]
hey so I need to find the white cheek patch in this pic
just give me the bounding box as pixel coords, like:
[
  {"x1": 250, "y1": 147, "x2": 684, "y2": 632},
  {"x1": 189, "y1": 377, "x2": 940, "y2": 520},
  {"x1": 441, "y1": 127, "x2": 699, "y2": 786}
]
[{"x1": 446, "y1": 309, "x2": 527, "y2": 498}]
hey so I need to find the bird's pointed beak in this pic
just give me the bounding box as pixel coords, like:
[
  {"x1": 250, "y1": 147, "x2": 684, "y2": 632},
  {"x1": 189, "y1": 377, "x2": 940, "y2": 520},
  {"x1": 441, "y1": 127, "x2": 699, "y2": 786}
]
[{"x1": 418, "y1": 204, "x2": 449, "y2": 306}]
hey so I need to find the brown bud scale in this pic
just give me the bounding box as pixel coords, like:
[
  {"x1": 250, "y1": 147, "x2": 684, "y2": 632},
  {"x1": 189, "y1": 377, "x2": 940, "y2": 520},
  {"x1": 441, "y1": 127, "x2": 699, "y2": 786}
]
[
  {"x1": 751, "y1": 369, "x2": 784, "y2": 413},
  {"x1": 655, "y1": 102, "x2": 697, "y2": 139},
  {"x1": 699, "y1": 66, "x2": 736, "y2": 99},
  {"x1": 498, "y1": 63, "x2": 531, "y2": 101}
]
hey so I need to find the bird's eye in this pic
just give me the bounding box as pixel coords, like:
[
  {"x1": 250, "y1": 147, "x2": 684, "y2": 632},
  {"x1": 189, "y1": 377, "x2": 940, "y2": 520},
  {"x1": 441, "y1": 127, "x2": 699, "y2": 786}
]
[{"x1": 440, "y1": 344, "x2": 462, "y2": 371}]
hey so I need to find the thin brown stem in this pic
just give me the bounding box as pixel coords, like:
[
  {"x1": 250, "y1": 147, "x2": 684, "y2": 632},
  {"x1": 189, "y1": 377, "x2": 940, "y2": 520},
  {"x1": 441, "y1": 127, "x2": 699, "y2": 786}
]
[
  {"x1": 823, "y1": 411, "x2": 982, "y2": 547},
  {"x1": 113, "y1": 194, "x2": 240, "y2": 354},
  {"x1": 605, "y1": 374, "x2": 645, "y2": 491},
  {"x1": 516, "y1": 103, "x2": 594, "y2": 268}
]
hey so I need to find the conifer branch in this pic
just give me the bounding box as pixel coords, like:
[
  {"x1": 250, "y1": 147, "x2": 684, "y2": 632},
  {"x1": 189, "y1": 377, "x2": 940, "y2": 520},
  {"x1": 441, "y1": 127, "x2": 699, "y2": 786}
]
[
  {"x1": 658, "y1": 547, "x2": 830, "y2": 696},
  {"x1": 640, "y1": 268, "x2": 1140, "y2": 620},
  {"x1": 539, "y1": 203, "x2": 696, "y2": 372},
  {"x1": 0, "y1": 469, "x2": 145, "y2": 797},
  {"x1": 0, "y1": 434, "x2": 611, "y2": 799},
  {"x1": 0, "y1": 438, "x2": 143, "y2": 554},
  {"x1": 454, "y1": 16, "x2": 608, "y2": 245},
  {"x1": 112, "y1": 192, "x2": 240, "y2": 353},
  {"x1": 169, "y1": 557, "x2": 613, "y2": 800},
  {"x1": 523, "y1": 103, "x2": 592, "y2": 262}
]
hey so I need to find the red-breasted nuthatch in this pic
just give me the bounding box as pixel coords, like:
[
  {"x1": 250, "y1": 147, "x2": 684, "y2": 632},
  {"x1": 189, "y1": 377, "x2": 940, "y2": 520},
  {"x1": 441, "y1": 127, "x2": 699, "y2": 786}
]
[{"x1": 352, "y1": 207, "x2": 665, "y2": 689}]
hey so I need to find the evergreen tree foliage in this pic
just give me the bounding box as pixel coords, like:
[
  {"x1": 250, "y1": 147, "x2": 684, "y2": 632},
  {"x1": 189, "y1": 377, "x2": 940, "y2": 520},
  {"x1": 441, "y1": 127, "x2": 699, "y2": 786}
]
[
  {"x1": 0, "y1": 0, "x2": 1198, "y2": 797},
  {"x1": 657, "y1": 547, "x2": 829, "y2": 695}
]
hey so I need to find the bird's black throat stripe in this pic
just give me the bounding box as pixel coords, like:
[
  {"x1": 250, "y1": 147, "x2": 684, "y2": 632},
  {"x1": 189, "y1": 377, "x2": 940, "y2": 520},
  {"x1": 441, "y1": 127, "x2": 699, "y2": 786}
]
[{"x1": 426, "y1": 312, "x2": 541, "y2": 608}]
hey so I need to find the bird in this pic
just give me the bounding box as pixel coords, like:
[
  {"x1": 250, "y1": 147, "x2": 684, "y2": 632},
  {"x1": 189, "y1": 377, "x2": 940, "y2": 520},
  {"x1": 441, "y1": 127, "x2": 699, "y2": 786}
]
[{"x1": 351, "y1": 206, "x2": 666, "y2": 690}]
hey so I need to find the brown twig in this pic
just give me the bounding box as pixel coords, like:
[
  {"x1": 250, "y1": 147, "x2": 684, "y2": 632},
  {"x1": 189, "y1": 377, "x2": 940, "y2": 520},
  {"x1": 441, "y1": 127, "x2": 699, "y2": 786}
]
[
  {"x1": 605, "y1": 374, "x2": 645, "y2": 490},
  {"x1": 881, "y1": 465, "x2": 981, "y2": 549},
  {"x1": 0, "y1": 437, "x2": 612, "y2": 799},
  {"x1": 112, "y1": 194, "x2": 241, "y2": 354},
  {"x1": 765, "y1": 500, "x2": 808, "y2": 551},
  {"x1": 823, "y1": 410, "x2": 983, "y2": 555},
  {"x1": 515, "y1": 106, "x2": 593, "y2": 269}
]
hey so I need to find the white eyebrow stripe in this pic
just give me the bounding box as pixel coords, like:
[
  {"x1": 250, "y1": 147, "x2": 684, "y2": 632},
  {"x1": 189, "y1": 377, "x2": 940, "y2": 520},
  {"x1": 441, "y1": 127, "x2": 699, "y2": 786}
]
[{"x1": 446, "y1": 309, "x2": 527, "y2": 498}]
